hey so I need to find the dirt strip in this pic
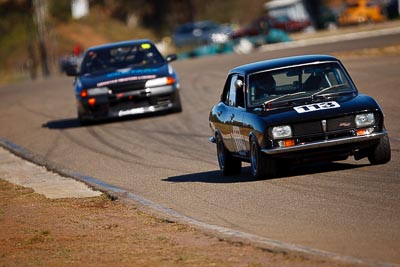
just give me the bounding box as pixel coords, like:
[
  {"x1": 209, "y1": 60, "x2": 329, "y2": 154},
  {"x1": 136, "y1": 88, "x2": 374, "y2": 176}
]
[{"x1": 0, "y1": 145, "x2": 356, "y2": 267}]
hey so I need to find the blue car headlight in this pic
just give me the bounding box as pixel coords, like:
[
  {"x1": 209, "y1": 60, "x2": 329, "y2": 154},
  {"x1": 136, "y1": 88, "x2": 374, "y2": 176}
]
[
  {"x1": 145, "y1": 77, "x2": 175, "y2": 88},
  {"x1": 87, "y1": 87, "x2": 108, "y2": 96}
]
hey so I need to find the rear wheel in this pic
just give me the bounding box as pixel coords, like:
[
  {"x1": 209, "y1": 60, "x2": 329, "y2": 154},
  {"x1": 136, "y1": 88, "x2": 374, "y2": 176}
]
[
  {"x1": 250, "y1": 137, "x2": 277, "y2": 179},
  {"x1": 368, "y1": 135, "x2": 391, "y2": 165},
  {"x1": 216, "y1": 134, "x2": 241, "y2": 176}
]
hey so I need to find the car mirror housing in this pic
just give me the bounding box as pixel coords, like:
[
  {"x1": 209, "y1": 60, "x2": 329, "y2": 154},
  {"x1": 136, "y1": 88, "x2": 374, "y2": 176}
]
[
  {"x1": 234, "y1": 79, "x2": 243, "y2": 90},
  {"x1": 166, "y1": 54, "x2": 177, "y2": 62},
  {"x1": 65, "y1": 66, "x2": 79, "y2": 76}
]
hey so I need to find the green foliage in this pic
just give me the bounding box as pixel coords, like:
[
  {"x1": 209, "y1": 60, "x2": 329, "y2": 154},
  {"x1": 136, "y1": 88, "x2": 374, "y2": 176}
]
[
  {"x1": 0, "y1": 0, "x2": 272, "y2": 82},
  {"x1": 49, "y1": 0, "x2": 71, "y2": 22},
  {"x1": 0, "y1": 9, "x2": 33, "y2": 69}
]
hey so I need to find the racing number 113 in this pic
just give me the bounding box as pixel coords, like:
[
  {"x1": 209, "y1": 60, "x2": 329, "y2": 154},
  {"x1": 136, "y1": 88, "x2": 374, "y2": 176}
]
[{"x1": 294, "y1": 101, "x2": 340, "y2": 114}]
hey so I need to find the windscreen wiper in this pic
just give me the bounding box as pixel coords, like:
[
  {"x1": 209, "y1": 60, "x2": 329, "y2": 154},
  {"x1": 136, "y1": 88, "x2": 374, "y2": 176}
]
[
  {"x1": 311, "y1": 84, "x2": 353, "y2": 101},
  {"x1": 263, "y1": 91, "x2": 308, "y2": 109}
]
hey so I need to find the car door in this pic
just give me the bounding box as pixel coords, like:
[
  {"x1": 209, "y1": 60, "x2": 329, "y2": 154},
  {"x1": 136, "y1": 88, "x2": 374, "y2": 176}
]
[
  {"x1": 226, "y1": 74, "x2": 247, "y2": 155},
  {"x1": 214, "y1": 74, "x2": 235, "y2": 152}
]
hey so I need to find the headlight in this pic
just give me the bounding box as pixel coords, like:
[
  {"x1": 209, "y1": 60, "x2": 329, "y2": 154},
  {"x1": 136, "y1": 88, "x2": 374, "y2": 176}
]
[
  {"x1": 145, "y1": 77, "x2": 175, "y2": 88},
  {"x1": 355, "y1": 113, "x2": 375, "y2": 127},
  {"x1": 87, "y1": 87, "x2": 108, "y2": 96},
  {"x1": 271, "y1": 125, "x2": 292, "y2": 139}
]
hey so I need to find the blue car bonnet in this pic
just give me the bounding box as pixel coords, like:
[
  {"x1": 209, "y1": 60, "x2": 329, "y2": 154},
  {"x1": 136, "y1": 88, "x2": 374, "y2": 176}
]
[{"x1": 79, "y1": 64, "x2": 170, "y2": 89}]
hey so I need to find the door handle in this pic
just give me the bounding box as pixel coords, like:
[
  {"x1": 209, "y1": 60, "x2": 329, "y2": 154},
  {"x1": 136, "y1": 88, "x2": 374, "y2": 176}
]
[
  {"x1": 217, "y1": 110, "x2": 222, "y2": 116},
  {"x1": 230, "y1": 114, "x2": 235, "y2": 120}
]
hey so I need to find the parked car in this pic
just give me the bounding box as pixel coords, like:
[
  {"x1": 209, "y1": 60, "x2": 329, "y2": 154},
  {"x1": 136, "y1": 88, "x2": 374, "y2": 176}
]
[
  {"x1": 66, "y1": 39, "x2": 182, "y2": 124},
  {"x1": 269, "y1": 15, "x2": 312, "y2": 32},
  {"x1": 338, "y1": 0, "x2": 387, "y2": 26},
  {"x1": 230, "y1": 16, "x2": 291, "y2": 47},
  {"x1": 231, "y1": 15, "x2": 306, "y2": 39},
  {"x1": 230, "y1": 16, "x2": 271, "y2": 39},
  {"x1": 209, "y1": 55, "x2": 391, "y2": 179},
  {"x1": 173, "y1": 21, "x2": 233, "y2": 47}
]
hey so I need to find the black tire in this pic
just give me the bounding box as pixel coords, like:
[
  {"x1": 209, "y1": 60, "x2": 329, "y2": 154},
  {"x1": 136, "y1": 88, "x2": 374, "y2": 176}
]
[
  {"x1": 368, "y1": 135, "x2": 391, "y2": 165},
  {"x1": 171, "y1": 91, "x2": 182, "y2": 113},
  {"x1": 250, "y1": 137, "x2": 277, "y2": 179},
  {"x1": 77, "y1": 113, "x2": 88, "y2": 126},
  {"x1": 77, "y1": 110, "x2": 94, "y2": 126},
  {"x1": 216, "y1": 134, "x2": 241, "y2": 176}
]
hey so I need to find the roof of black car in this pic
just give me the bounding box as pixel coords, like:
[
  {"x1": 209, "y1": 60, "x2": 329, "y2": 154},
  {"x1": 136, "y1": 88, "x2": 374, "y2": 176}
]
[
  {"x1": 87, "y1": 39, "x2": 154, "y2": 51},
  {"x1": 229, "y1": 55, "x2": 340, "y2": 75}
]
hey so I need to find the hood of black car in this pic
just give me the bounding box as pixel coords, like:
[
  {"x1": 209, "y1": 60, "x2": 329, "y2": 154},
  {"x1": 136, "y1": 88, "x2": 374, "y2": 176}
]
[
  {"x1": 78, "y1": 64, "x2": 170, "y2": 89},
  {"x1": 258, "y1": 94, "x2": 381, "y2": 126}
]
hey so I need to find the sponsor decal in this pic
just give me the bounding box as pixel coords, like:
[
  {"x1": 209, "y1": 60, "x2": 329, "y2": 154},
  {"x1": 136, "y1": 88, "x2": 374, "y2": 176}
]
[
  {"x1": 141, "y1": 43, "x2": 151, "y2": 49},
  {"x1": 232, "y1": 126, "x2": 247, "y2": 155},
  {"x1": 119, "y1": 107, "x2": 147, "y2": 117},
  {"x1": 118, "y1": 105, "x2": 162, "y2": 117},
  {"x1": 294, "y1": 101, "x2": 340, "y2": 114},
  {"x1": 339, "y1": 122, "x2": 351, "y2": 127},
  {"x1": 97, "y1": 75, "x2": 157, "y2": 87},
  {"x1": 106, "y1": 68, "x2": 158, "y2": 78}
]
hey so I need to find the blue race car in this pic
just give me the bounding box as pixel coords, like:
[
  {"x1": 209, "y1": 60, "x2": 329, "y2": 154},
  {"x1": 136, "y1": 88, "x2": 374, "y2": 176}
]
[{"x1": 66, "y1": 39, "x2": 182, "y2": 124}]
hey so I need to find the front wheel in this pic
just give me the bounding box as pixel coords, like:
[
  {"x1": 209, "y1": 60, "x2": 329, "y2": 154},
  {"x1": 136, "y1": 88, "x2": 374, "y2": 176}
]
[
  {"x1": 250, "y1": 138, "x2": 277, "y2": 179},
  {"x1": 77, "y1": 111, "x2": 89, "y2": 126},
  {"x1": 368, "y1": 135, "x2": 391, "y2": 165},
  {"x1": 216, "y1": 134, "x2": 241, "y2": 176},
  {"x1": 171, "y1": 91, "x2": 182, "y2": 113}
]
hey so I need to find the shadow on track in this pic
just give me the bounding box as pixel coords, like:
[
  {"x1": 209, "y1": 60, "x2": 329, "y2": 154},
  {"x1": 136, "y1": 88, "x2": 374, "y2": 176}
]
[
  {"x1": 42, "y1": 118, "x2": 81, "y2": 129},
  {"x1": 163, "y1": 170, "x2": 256, "y2": 184},
  {"x1": 163, "y1": 162, "x2": 369, "y2": 184},
  {"x1": 42, "y1": 111, "x2": 179, "y2": 130}
]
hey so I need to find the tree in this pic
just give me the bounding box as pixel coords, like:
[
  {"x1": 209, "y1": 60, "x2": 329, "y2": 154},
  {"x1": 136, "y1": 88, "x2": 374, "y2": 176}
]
[{"x1": 33, "y1": 0, "x2": 50, "y2": 77}]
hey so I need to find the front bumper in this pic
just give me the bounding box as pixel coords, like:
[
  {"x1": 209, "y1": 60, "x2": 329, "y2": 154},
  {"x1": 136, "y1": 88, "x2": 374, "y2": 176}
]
[
  {"x1": 111, "y1": 102, "x2": 173, "y2": 117},
  {"x1": 78, "y1": 84, "x2": 177, "y2": 120},
  {"x1": 261, "y1": 131, "x2": 387, "y2": 155}
]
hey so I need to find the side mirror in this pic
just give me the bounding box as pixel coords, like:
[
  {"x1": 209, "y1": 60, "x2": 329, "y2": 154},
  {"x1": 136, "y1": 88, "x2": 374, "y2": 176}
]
[
  {"x1": 234, "y1": 79, "x2": 243, "y2": 90},
  {"x1": 65, "y1": 65, "x2": 79, "y2": 76},
  {"x1": 166, "y1": 54, "x2": 177, "y2": 62}
]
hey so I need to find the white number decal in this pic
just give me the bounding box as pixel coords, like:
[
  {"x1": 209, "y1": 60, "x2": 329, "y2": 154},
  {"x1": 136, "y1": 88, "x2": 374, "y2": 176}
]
[{"x1": 294, "y1": 101, "x2": 340, "y2": 113}]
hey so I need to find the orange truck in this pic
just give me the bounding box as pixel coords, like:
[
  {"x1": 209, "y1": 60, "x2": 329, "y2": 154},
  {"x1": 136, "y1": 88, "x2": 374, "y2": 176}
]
[{"x1": 338, "y1": 0, "x2": 387, "y2": 26}]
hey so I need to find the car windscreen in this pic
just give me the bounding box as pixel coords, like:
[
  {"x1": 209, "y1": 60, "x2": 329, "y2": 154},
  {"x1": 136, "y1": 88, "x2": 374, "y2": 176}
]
[
  {"x1": 247, "y1": 62, "x2": 356, "y2": 107},
  {"x1": 80, "y1": 43, "x2": 165, "y2": 75}
]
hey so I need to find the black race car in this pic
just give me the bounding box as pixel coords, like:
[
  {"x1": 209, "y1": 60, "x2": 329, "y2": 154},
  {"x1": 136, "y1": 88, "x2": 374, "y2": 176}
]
[
  {"x1": 209, "y1": 55, "x2": 391, "y2": 179},
  {"x1": 66, "y1": 39, "x2": 182, "y2": 124}
]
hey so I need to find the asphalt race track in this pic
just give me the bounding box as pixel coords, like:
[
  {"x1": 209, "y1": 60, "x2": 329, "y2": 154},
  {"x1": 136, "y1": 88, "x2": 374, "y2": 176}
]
[{"x1": 1, "y1": 30, "x2": 399, "y2": 265}]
